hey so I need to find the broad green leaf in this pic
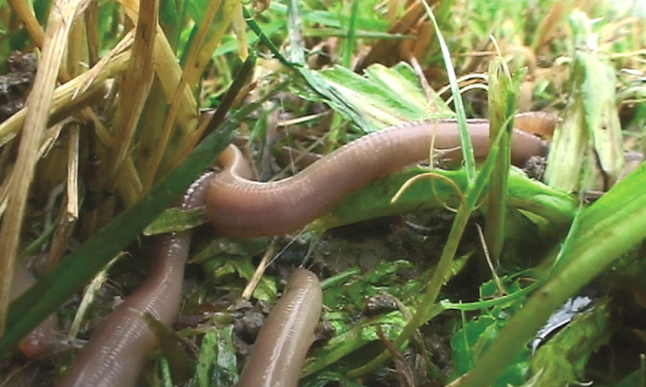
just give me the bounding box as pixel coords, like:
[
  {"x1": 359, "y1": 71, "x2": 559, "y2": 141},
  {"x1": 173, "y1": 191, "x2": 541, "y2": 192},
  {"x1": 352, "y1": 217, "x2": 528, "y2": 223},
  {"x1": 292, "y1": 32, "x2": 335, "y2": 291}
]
[
  {"x1": 144, "y1": 208, "x2": 208, "y2": 236},
  {"x1": 318, "y1": 64, "x2": 453, "y2": 130},
  {"x1": 194, "y1": 327, "x2": 238, "y2": 387}
]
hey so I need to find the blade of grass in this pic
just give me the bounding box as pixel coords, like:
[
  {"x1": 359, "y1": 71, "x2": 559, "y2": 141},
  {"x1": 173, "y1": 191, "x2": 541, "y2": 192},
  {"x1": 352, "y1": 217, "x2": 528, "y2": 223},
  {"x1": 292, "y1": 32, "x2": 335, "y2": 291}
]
[
  {"x1": 109, "y1": 0, "x2": 157, "y2": 180},
  {"x1": 484, "y1": 56, "x2": 520, "y2": 265},
  {"x1": 6, "y1": 0, "x2": 45, "y2": 47},
  {"x1": 180, "y1": 52, "x2": 257, "y2": 158},
  {"x1": 341, "y1": 0, "x2": 359, "y2": 68},
  {"x1": 242, "y1": 6, "x2": 292, "y2": 67},
  {"x1": 422, "y1": 1, "x2": 476, "y2": 183},
  {"x1": 286, "y1": 0, "x2": 305, "y2": 65}
]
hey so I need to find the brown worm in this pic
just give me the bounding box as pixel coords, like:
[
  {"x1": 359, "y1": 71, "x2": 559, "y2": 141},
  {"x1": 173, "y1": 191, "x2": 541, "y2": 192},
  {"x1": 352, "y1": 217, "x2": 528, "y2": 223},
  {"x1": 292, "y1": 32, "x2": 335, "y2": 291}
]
[
  {"x1": 56, "y1": 114, "x2": 555, "y2": 385},
  {"x1": 237, "y1": 268, "x2": 322, "y2": 387},
  {"x1": 206, "y1": 117, "x2": 548, "y2": 238},
  {"x1": 57, "y1": 172, "x2": 214, "y2": 387},
  {"x1": 10, "y1": 263, "x2": 57, "y2": 358},
  {"x1": 513, "y1": 111, "x2": 560, "y2": 137}
]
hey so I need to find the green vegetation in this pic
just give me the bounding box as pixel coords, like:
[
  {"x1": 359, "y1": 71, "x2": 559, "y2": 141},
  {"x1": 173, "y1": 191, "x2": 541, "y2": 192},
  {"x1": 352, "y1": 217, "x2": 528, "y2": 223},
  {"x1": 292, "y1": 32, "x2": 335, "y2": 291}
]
[{"x1": 0, "y1": 0, "x2": 645, "y2": 385}]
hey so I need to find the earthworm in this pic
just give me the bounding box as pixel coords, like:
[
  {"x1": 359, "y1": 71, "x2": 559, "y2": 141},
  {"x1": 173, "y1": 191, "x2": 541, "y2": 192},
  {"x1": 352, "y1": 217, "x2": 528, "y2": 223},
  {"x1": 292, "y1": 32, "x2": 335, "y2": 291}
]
[
  {"x1": 236, "y1": 268, "x2": 322, "y2": 387},
  {"x1": 10, "y1": 263, "x2": 57, "y2": 358},
  {"x1": 206, "y1": 117, "x2": 549, "y2": 238},
  {"x1": 57, "y1": 172, "x2": 214, "y2": 387},
  {"x1": 513, "y1": 111, "x2": 560, "y2": 137},
  {"x1": 57, "y1": 113, "x2": 554, "y2": 385}
]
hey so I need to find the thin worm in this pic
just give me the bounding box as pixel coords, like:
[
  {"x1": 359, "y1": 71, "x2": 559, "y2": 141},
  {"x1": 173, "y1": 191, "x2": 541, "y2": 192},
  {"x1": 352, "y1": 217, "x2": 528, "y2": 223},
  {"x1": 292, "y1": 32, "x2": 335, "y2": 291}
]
[
  {"x1": 57, "y1": 114, "x2": 556, "y2": 385},
  {"x1": 513, "y1": 111, "x2": 560, "y2": 137},
  {"x1": 57, "y1": 172, "x2": 215, "y2": 387},
  {"x1": 236, "y1": 268, "x2": 322, "y2": 387},
  {"x1": 10, "y1": 263, "x2": 57, "y2": 358},
  {"x1": 206, "y1": 117, "x2": 550, "y2": 238}
]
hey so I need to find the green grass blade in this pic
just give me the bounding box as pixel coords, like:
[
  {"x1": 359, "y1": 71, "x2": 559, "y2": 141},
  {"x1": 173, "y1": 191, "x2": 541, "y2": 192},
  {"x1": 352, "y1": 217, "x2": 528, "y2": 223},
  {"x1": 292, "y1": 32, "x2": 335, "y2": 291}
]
[
  {"x1": 485, "y1": 58, "x2": 520, "y2": 264},
  {"x1": 242, "y1": 6, "x2": 292, "y2": 67},
  {"x1": 341, "y1": 0, "x2": 358, "y2": 68},
  {"x1": 421, "y1": 1, "x2": 476, "y2": 183}
]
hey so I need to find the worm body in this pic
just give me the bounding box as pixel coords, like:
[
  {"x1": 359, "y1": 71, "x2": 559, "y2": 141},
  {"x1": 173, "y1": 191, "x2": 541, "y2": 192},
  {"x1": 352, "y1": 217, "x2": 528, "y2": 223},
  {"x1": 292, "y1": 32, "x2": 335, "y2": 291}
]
[
  {"x1": 513, "y1": 111, "x2": 560, "y2": 137},
  {"x1": 206, "y1": 118, "x2": 547, "y2": 238},
  {"x1": 237, "y1": 268, "x2": 322, "y2": 387},
  {"x1": 57, "y1": 172, "x2": 214, "y2": 387},
  {"x1": 11, "y1": 263, "x2": 57, "y2": 358},
  {"x1": 56, "y1": 115, "x2": 555, "y2": 386}
]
